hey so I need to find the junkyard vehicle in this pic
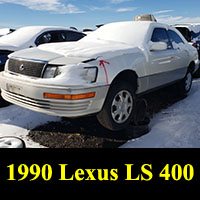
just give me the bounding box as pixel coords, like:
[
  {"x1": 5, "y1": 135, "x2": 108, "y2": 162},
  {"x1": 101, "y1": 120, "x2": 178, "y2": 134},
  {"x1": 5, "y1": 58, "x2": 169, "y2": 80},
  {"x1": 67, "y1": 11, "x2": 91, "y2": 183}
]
[
  {"x1": 174, "y1": 24, "x2": 200, "y2": 57},
  {"x1": 174, "y1": 24, "x2": 200, "y2": 76},
  {"x1": 0, "y1": 20, "x2": 198, "y2": 131},
  {"x1": 0, "y1": 26, "x2": 86, "y2": 71}
]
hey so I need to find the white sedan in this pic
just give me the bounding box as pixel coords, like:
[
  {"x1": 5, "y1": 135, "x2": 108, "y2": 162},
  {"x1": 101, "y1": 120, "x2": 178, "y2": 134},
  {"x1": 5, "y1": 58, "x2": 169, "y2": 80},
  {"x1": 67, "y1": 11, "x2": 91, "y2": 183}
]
[
  {"x1": 0, "y1": 28, "x2": 15, "y2": 37},
  {"x1": 0, "y1": 20, "x2": 198, "y2": 131},
  {"x1": 0, "y1": 26, "x2": 85, "y2": 71}
]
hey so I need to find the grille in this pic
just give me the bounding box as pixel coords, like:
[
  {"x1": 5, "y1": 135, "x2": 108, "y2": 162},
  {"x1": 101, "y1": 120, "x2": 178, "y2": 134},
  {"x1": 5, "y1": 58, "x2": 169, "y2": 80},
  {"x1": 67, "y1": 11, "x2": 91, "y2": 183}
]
[{"x1": 8, "y1": 58, "x2": 46, "y2": 78}]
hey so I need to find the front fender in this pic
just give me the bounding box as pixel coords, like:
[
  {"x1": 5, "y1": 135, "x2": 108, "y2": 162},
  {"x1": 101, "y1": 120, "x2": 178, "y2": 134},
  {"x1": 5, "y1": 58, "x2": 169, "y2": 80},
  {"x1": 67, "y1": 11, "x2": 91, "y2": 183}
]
[{"x1": 95, "y1": 51, "x2": 147, "y2": 93}]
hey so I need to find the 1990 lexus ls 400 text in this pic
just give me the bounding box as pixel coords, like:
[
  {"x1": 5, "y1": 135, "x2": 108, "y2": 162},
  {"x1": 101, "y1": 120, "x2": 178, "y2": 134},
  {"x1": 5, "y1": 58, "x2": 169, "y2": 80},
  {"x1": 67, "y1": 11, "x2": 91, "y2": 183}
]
[{"x1": 0, "y1": 20, "x2": 199, "y2": 131}]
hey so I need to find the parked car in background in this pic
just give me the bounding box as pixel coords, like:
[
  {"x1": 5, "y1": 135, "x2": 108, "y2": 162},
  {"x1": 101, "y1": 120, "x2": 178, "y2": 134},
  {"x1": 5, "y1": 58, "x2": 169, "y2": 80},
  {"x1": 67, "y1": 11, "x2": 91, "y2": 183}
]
[
  {"x1": 0, "y1": 26, "x2": 86, "y2": 72},
  {"x1": 174, "y1": 24, "x2": 200, "y2": 76},
  {"x1": 174, "y1": 24, "x2": 200, "y2": 56},
  {"x1": 0, "y1": 28, "x2": 15, "y2": 37},
  {"x1": 0, "y1": 19, "x2": 198, "y2": 131}
]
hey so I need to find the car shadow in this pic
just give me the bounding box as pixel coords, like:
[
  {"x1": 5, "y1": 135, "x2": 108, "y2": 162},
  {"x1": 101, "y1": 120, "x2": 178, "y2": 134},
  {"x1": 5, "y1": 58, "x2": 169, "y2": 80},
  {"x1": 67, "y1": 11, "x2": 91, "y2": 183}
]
[{"x1": 0, "y1": 96, "x2": 10, "y2": 108}]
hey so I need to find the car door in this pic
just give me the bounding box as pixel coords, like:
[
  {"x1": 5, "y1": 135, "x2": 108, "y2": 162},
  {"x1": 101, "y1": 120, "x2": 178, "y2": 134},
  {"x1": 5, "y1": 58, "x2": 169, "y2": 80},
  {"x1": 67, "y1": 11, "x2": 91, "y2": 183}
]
[
  {"x1": 167, "y1": 29, "x2": 189, "y2": 79},
  {"x1": 148, "y1": 28, "x2": 184, "y2": 89}
]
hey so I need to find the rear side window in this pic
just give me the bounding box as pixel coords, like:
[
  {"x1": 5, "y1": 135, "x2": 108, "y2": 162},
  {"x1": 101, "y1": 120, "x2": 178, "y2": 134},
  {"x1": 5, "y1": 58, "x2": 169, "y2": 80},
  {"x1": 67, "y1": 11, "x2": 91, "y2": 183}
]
[
  {"x1": 151, "y1": 28, "x2": 172, "y2": 49},
  {"x1": 168, "y1": 30, "x2": 185, "y2": 44},
  {"x1": 60, "y1": 31, "x2": 85, "y2": 41}
]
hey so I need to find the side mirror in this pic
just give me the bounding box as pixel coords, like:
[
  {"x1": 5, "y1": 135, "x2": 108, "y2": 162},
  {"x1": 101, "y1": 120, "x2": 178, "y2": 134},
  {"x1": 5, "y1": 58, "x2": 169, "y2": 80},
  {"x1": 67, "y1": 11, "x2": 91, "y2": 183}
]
[{"x1": 149, "y1": 41, "x2": 167, "y2": 51}]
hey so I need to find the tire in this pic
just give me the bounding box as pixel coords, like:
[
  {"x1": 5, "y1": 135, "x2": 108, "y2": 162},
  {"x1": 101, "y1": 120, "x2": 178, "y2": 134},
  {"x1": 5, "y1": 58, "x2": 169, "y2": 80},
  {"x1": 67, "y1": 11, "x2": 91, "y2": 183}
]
[
  {"x1": 178, "y1": 69, "x2": 192, "y2": 96},
  {"x1": 97, "y1": 81, "x2": 136, "y2": 131}
]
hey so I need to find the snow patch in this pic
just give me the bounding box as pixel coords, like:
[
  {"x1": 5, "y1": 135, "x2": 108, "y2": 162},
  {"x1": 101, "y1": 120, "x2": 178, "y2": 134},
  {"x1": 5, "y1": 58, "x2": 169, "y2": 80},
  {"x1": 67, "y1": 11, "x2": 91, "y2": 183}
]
[
  {"x1": 0, "y1": 105, "x2": 60, "y2": 148},
  {"x1": 122, "y1": 79, "x2": 200, "y2": 148}
]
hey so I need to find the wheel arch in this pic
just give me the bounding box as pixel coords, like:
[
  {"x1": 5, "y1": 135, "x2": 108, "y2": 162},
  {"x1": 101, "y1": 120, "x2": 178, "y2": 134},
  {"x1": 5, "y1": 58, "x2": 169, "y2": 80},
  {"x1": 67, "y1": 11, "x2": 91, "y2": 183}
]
[{"x1": 110, "y1": 70, "x2": 138, "y2": 92}]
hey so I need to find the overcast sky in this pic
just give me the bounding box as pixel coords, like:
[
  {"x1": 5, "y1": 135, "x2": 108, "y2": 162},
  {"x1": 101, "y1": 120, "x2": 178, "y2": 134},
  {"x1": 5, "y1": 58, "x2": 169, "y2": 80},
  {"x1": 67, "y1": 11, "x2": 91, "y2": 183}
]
[{"x1": 0, "y1": 0, "x2": 200, "y2": 31}]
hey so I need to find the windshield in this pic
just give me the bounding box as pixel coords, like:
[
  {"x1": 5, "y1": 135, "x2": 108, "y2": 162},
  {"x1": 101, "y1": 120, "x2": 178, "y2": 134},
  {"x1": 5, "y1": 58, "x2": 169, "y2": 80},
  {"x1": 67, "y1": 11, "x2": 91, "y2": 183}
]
[
  {"x1": 82, "y1": 21, "x2": 150, "y2": 46},
  {"x1": 0, "y1": 27, "x2": 43, "y2": 47}
]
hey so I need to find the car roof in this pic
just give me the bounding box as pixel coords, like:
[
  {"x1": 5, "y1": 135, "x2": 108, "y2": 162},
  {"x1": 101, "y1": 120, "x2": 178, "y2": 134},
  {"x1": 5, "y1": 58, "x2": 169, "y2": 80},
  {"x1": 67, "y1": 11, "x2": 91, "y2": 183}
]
[
  {"x1": 0, "y1": 26, "x2": 83, "y2": 48},
  {"x1": 15, "y1": 26, "x2": 79, "y2": 33},
  {"x1": 82, "y1": 20, "x2": 172, "y2": 47}
]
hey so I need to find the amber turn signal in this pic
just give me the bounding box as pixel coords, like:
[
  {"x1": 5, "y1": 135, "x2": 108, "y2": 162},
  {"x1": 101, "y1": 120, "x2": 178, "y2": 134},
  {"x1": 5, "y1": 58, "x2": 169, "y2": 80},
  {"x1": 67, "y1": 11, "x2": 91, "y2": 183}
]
[{"x1": 44, "y1": 92, "x2": 96, "y2": 100}]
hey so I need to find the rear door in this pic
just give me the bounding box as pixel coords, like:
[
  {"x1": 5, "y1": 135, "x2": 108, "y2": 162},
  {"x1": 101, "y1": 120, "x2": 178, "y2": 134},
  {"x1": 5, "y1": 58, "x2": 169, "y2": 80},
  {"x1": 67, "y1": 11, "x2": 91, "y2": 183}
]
[
  {"x1": 148, "y1": 28, "x2": 179, "y2": 89},
  {"x1": 148, "y1": 27, "x2": 188, "y2": 89},
  {"x1": 167, "y1": 29, "x2": 189, "y2": 77}
]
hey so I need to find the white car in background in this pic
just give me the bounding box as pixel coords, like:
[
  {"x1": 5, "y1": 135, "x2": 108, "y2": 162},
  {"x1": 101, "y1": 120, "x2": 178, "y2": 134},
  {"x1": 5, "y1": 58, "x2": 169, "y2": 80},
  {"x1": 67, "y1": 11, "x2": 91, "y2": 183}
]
[
  {"x1": 0, "y1": 19, "x2": 198, "y2": 131},
  {"x1": 0, "y1": 26, "x2": 86, "y2": 71},
  {"x1": 0, "y1": 28, "x2": 15, "y2": 37},
  {"x1": 173, "y1": 24, "x2": 200, "y2": 52},
  {"x1": 174, "y1": 24, "x2": 200, "y2": 76}
]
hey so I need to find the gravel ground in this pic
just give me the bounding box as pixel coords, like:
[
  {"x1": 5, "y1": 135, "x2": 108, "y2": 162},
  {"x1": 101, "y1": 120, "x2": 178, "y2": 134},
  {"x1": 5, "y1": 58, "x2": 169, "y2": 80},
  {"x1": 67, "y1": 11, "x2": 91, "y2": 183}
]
[{"x1": 28, "y1": 84, "x2": 185, "y2": 148}]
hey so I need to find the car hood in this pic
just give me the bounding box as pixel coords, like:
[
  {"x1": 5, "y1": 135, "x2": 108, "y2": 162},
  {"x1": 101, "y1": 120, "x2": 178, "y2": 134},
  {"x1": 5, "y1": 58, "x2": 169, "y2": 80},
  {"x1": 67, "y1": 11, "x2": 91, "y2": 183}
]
[
  {"x1": 10, "y1": 39, "x2": 140, "y2": 65},
  {"x1": 38, "y1": 40, "x2": 139, "y2": 60},
  {"x1": 0, "y1": 43, "x2": 19, "y2": 51},
  {"x1": 9, "y1": 47, "x2": 86, "y2": 65}
]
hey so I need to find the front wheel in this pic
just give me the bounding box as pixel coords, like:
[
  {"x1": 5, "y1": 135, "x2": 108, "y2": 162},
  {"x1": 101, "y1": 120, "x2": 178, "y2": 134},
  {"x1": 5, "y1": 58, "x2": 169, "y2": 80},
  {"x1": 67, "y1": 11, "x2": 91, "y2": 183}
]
[{"x1": 97, "y1": 81, "x2": 136, "y2": 131}]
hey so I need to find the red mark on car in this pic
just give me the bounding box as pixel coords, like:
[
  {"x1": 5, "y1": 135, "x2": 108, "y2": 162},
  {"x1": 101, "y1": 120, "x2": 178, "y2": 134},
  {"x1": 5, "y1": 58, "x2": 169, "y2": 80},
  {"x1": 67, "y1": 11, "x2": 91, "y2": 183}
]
[{"x1": 99, "y1": 60, "x2": 110, "y2": 85}]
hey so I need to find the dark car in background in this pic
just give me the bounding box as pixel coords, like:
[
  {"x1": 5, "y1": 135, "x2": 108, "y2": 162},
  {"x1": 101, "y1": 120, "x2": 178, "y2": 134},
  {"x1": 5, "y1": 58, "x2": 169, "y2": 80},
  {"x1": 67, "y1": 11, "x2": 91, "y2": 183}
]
[
  {"x1": 174, "y1": 24, "x2": 200, "y2": 76},
  {"x1": 174, "y1": 24, "x2": 200, "y2": 57}
]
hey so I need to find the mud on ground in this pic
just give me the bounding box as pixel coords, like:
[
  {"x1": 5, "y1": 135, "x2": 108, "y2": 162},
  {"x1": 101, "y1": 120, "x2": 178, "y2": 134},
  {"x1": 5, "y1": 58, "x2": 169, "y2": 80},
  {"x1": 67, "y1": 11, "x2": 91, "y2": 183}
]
[{"x1": 28, "y1": 84, "x2": 185, "y2": 148}]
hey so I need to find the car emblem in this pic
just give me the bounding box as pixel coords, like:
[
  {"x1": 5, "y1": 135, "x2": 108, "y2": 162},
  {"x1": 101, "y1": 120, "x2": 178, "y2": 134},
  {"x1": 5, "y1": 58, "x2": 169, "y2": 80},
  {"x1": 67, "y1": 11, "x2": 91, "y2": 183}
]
[{"x1": 19, "y1": 64, "x2": 24, "y2": 71}]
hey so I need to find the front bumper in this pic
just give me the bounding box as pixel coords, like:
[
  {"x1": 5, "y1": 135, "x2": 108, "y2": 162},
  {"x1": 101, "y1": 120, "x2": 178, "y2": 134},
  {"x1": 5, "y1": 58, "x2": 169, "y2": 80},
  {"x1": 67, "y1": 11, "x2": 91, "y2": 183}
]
[{"x1": 0, "y1": 72, "x2": 109, "y2": 117}]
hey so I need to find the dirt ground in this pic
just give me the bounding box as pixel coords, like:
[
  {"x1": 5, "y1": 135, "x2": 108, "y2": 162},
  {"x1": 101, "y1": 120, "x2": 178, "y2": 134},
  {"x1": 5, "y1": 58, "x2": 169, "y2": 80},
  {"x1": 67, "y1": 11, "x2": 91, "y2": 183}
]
[
  {"x1": 0, "y1": 96, "x2": 10, "y2": 108},
  {"x1": 28, "y1": 84, "x2": 185, "y2": 148}
]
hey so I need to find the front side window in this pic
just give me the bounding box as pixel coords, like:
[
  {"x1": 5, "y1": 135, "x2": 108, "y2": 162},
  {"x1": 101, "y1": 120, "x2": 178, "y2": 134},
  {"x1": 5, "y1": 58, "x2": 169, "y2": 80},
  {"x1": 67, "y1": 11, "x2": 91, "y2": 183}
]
[
  {"x1": 151, "y1": 28, "x2": 172, "y2": 49},
  {"x1": 36, "y1": 31, "x2": 62, "y2": 46},
  {"x1": 36, "y1": 33, "x2": 52, "y2": 45}
]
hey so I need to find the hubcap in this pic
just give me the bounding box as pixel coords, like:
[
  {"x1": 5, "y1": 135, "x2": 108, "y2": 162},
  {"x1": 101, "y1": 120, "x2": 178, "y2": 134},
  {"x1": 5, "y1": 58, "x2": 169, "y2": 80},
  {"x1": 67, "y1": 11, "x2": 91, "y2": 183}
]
[
  {"x1": 111, "y1": 90, "x2": 133, "y2": 124},
  {"x1": 185, "y1": 72, "x2": 192, "y2": 91}
]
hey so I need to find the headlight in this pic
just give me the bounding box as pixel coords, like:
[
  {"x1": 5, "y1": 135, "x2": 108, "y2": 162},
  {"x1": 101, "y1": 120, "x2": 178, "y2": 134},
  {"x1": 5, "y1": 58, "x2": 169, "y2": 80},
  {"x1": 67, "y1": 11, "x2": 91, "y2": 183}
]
[
  {"x1": 82, "y1": 67, "x2": 98, "y2": 83},
  {"x1": 43, "y1": 66, "x2": 61, "y2": 78}
]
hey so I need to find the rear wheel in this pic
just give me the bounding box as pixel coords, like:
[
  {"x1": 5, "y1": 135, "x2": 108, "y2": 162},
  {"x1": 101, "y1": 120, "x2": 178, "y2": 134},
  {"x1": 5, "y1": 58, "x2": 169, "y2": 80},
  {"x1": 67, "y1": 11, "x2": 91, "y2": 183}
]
[
  {"x1": 97, "y1": 81, "x2": 136, "y2": 131},
  {"x1": 178, "y1": 69, "x2": 192, "y2": 96}
]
